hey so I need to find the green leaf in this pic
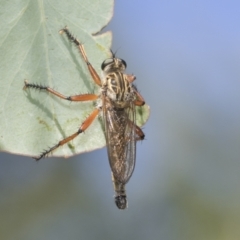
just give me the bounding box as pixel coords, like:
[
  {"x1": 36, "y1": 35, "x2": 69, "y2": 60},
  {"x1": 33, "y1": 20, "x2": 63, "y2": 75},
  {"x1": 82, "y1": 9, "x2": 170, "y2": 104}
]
[{"x1": 0, "y1": 0, "x2": 150, "y2": 158}]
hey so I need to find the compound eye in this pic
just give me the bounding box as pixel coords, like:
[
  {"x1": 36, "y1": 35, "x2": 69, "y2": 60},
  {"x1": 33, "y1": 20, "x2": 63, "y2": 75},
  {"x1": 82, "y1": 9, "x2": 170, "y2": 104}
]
[
  {"x1": 120, "y1": 59, "x2": 127, "y2": 69},
  {"x1": 101, "y1": 58, "x2": 114, "y2": 70}
]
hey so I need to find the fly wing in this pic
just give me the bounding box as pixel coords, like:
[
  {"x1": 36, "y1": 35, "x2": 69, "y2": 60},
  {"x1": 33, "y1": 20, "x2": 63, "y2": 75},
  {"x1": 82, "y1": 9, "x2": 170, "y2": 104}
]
[{"x1": 103, "y1": 99, "x2": 136, "y2": 184}]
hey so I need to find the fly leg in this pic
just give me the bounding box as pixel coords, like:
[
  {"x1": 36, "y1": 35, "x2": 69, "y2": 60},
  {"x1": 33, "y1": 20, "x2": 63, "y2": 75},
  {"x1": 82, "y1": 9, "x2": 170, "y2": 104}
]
[
  {"x1": 127, "y1": 119, "x2": 145, "y2": 141},
  {"x1": 24, "y1": 80, "x2": 98, "y2": 102},
  {"x1": 33, "y1": 108, "x2": 99, "y2": 160},
  {"x1": 135, "y1": 124, "x2": 145, "y2": 141},
  {"x1": 59, "y1": 26, "x2": 102, "y2": 86},
  {"x1": 134, "y1": 90, "x2": 145, "y2": 106}
]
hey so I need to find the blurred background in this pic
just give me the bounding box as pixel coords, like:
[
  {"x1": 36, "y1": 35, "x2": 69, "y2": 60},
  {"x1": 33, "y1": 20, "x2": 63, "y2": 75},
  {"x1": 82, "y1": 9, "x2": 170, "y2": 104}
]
[{"x1": 1, "y1": 0, "x2": 240, "y2": 239}]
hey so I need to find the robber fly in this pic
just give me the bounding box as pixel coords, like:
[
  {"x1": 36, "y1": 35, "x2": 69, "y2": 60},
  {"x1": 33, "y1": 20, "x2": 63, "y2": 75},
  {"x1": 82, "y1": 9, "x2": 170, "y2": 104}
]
[{"x1": 24, "y1": 27, "x2": 146, "y2": 209}]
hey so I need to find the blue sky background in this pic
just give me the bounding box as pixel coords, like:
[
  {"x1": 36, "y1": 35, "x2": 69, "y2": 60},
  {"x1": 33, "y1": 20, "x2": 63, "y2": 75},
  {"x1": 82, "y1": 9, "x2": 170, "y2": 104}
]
[{"x1": 1, "y1": 0, "x2": 240, "y2": 239}]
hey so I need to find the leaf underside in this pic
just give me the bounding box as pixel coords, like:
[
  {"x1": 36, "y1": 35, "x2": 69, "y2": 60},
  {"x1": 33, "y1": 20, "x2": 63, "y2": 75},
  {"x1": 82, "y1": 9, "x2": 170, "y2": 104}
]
[{"x1": 0, "y1": 0, "x2": 150, "y2": 158}]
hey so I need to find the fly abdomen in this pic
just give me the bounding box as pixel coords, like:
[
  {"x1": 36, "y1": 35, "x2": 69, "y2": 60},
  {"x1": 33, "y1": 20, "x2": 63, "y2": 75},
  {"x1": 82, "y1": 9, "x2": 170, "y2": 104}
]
[{"x1": 111, "y1": 172, "x2": 127, "y2": 209}]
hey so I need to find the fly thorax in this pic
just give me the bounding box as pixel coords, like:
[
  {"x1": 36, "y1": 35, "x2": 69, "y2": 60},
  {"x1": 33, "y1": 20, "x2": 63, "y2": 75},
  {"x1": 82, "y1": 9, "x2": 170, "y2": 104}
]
[{"x1": 103, "y1": 72, "x2": 136, "y2": 108}]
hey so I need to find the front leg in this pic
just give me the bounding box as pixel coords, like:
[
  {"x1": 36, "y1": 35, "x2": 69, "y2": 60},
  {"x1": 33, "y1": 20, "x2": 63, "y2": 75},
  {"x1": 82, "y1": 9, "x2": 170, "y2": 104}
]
[
  {"x1": 59, "y1": 27, "x2": 102, "y2": 87},
  {"x1": 24, "y1": 80, "x2": 98, "y2": 102}
]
